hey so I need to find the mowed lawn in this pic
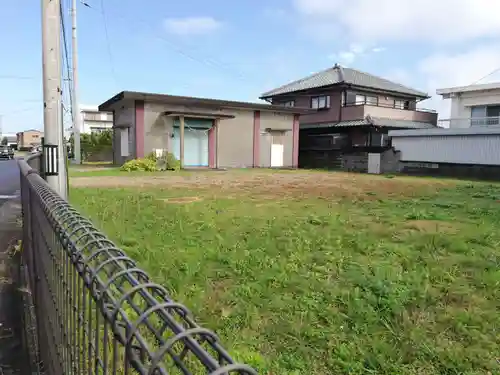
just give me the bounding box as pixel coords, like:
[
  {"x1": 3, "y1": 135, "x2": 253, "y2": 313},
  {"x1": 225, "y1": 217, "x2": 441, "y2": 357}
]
[{"x1": 70, "y1": 170, "x2": 500, "y2": 374}]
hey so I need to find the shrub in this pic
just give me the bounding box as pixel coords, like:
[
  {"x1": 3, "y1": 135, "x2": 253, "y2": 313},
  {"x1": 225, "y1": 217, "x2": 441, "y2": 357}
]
[
  {"x1": 120, "y1": 158, "x2": 157, "y2": 172},
  {"x1": 147, "y1": 151, "x2": 180, "y2": 171},
  {"x1": 165, "y1": 153, "x2": 180, "y2": 171}
]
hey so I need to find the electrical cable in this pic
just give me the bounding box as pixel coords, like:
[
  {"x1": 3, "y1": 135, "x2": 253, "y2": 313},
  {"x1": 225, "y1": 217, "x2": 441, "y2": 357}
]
[
  {"x1": 81, "y1": 1, "x2": 251, "y2": 82},
  {"x1": 471, "y1": 67, "x2": 500, "y2": 85},
  {"x1": 0, "y1": 75, "x2": 37, "y2": 80},
  {"x1": 99, "y1": 0, "x2": 119, "y2": 88},
  {"x1": 60, "y1": 0, "x2": 75, "y2": 128}
]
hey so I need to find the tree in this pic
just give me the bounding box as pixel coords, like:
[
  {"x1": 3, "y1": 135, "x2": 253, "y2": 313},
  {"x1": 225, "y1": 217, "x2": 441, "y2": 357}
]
[
  {"x1": 69, "y1": 130, "x2": 112, "y2": 160},
  {"x1": 1, "y1": 137, "x2": 8, "y2": 146}
]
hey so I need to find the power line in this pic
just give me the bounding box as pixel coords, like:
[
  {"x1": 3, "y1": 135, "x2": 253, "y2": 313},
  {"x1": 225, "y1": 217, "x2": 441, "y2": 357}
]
[
  {"x1": 471, "y1": 67, "x2": 500, "y2": 85},
  {"x1": 60, "y1": 0, "x2": 74, "y2": 125},
  {"x1": 81, "y1": 1, "x2": 251, "y2": 83},
  {"x1": 1, "y1": 106, "x2": 42, "y2": 116},
  {"x1": 0, "y1": 75, "x2": 38, "y2": 80},
  {"x1": 99, "y1": 0, "x2": 118, "y2": 88}
]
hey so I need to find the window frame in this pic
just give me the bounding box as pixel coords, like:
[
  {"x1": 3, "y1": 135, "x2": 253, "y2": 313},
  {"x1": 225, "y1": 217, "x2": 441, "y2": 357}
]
[
  {"x1": 283, "y1": 100, "x2": 295, "y2": 108},
  {"x1": 394, "y1": 99, "x2": 411, "y2": 110},
  {"x1": 343, "y1": 91, "x2": 379, "y2": 106},
  {"x1": 311, "y1": 95, "x2": 331, "y2": 110}
]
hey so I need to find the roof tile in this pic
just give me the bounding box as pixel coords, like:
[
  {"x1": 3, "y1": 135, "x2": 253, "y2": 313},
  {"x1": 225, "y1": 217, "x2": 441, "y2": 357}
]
[{"x1": 261, "y1": 65, "x2": 428, "y2": 98}]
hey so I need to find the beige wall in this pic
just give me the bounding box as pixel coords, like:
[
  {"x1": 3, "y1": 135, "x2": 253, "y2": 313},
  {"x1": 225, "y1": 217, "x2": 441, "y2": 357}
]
[
  {"x1": 258, "y1": 112, "x2": 295, "y2": 167},
  {"x1": 217, "y1": 109, "x2": 254, "y2": 168},
  {"x1": 260, "y1": 111, "x2": 294, "y2": 131},
  {"x1": 19, "y1": 130, "x2": 43, "y2": 148}
]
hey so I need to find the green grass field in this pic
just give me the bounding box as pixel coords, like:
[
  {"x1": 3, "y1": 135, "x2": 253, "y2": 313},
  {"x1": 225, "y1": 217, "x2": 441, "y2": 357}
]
[{"x1": 70, "y1": 170, "x2": 500, "y2": 374}]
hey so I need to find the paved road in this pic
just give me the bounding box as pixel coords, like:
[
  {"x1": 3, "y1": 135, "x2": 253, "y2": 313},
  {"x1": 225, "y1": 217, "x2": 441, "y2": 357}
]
[
  {"x1": 0, "y1": 159, "x2": 27, "y2": 374},
  {"x1": 0, "y1": 159, "x2": 20, "y2": 199}
]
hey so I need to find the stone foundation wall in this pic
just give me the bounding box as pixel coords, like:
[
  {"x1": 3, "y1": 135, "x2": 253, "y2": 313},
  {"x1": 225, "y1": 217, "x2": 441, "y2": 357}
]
[
  {"x1": 299, "y1": 150, "x2": 342, "y2": 169},
  {"x1": 400, "y1": 162, "x2": 500, "y2": 180},
  {"x1": 381, "y1": 149, "x2": 401, "y2": 173},
  {"x1": 342, "y1": 152, "x2": 368, "y2": 172},
  {"x1": 86, "y1": 148, "x2": 113, "y2": 162}
]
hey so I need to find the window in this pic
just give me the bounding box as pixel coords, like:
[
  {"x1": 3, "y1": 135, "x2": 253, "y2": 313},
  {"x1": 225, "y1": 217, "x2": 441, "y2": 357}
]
[
  {"x1": 283, "y1": 100, "x2": 295, "y2": 107},
  {"x1": 343, "y1": 91, "x2": 378, "y2": 106},
  {"x1": 345, "y1": 91, "x2": 357, "y2": 105},
  {"x1": 365, "y1": 95, "x2": 378, "y2": 105},
  {"x1": 471, "y1": 105, "x2": 500, "y2": 126},
  {"x1": 394, "y1": 100, "x2": 411, "y2": 110},
  {"x1": 311, "y1": 95, "x2": 330, "y2": 109}
]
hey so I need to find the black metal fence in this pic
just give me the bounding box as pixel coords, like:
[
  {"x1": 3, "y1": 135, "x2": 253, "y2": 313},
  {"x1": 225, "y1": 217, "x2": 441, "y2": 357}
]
[{"x1": 19, "y1": 155, "x2": 256, "y2": 375}]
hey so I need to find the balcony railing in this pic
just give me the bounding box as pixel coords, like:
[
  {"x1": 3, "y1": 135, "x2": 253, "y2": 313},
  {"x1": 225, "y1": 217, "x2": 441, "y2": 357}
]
[
  {"x1": 343, "y1": 101, "x2": 437, "y2": 113},
  {"x1": 437, "y1": 116, "x2": 500, "y2": 128}
]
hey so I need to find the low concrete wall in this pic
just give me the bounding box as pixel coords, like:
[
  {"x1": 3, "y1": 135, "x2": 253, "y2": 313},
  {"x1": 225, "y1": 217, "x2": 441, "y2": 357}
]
[
  {"x1": 381, "y1": 149, "x2": 401, "y2": 173},
  {"x1": 400, "y1": 161, "x2": 500, "y2": 180},
  {"x1": 86, "y1": 148, "x2": 113, "y2": 162},
  {"x1": 342, "y1": 152, "x2": 368, "y2": 172}
]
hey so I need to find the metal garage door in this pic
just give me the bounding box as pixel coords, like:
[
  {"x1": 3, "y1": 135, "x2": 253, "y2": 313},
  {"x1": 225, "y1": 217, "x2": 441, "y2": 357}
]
[{"x1": 172, "y1": 119, "x2": 211, "y2": 167}]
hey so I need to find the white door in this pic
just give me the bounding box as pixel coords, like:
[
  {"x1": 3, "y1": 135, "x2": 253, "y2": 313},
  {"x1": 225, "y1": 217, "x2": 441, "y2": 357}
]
[
  {"x1": 271, "y1": 144, "x2": 284, "y2": 167},
  {"x1": 368, "y1": 153, "x2": 381, "y2": 174}
]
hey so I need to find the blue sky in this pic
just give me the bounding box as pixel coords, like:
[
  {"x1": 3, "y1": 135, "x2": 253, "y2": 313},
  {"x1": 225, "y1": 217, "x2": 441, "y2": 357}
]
[{"x1": 2, "y1": 0, "x2": 500, "y2": 133}]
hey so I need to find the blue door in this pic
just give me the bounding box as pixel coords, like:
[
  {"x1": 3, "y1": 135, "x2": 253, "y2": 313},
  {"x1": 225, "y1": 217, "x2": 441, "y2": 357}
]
[{"x1": 172, "y1": 118, "x2": 210, "y2": 167}]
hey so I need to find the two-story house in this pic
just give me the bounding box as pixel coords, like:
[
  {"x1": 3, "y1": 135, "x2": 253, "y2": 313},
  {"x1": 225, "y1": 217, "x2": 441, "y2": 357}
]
[
  {"x1": 436, "y1": 82, "x2": 500, "y2": 128},
  {"x1": 80, "y1": 105, "x2": 113, "y2": 134},
  {"x1": 260, "y1": 64, "x2": 437, "y2": 170}
]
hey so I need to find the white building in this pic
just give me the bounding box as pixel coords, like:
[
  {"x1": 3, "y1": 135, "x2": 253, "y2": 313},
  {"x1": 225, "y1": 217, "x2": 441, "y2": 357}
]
[
  {"x1": 385, "y1": 83, "x2": 500, "y2": 178},
  {"x1": 66, "y1": 105, "x2": 113, "y2": 135},
  {"x1": 436, "y1": 82, "x2": 500, "y2": 128},
  {"x1": 80, "y1": 105, "x2": 113, "y2": 134}
]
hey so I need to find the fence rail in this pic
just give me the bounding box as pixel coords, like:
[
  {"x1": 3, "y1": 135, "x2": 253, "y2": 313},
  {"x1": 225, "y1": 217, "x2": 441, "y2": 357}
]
[
  {"x1": 19, "y1": 155, "x2": 256, "y2": 375},
  {"x1": 437, "y1": 116, "x2": 500, "y2": 128}
]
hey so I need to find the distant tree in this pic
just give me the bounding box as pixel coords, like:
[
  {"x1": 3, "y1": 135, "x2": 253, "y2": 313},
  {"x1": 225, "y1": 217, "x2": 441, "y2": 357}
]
[{"x1": 1, "y1": 137, "x2": 8, "y2": 145}]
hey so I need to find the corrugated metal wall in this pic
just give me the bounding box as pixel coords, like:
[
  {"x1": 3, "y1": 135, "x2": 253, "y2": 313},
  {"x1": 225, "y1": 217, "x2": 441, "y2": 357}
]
[{"x1": 392, "y1": 134, "x2": 500, "y2": 165}]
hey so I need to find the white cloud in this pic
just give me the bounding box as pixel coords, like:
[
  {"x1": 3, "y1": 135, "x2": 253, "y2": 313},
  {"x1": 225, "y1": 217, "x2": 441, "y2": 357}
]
[
  {"x1": 329, "y1": 43, "x2": 385, "y2": 65},
  {"x1": 164, "y1": 17, "x2": 221, "y2": 36},
  {"x1": 384, "y1": 45, "x2": 500, "y2": 120},
  {"x1": 293, "y1": 0, "x2": 500, "y2": 43}
]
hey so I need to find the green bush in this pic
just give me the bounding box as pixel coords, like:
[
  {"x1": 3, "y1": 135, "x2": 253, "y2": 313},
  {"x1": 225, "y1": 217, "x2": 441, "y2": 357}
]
[
  {"x1": 165, "y1": 152, "x2": 180, "y2": 171},
  {"x1": 69, "y1": 130, "x2": 112, "y2": 161},
  {"x1": 120, "y1": 158, "x2": 157, "y2": 172},
  {"x1": 146, "y1": 152, "x2": 158, "y2": 161},
  {"x1": 121, "y1": 152, "x2": 180, "y2": 172}
]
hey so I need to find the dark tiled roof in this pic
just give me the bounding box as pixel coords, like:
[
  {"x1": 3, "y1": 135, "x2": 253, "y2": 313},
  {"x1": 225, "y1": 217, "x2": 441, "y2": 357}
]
[
  {"x1": 261, "y1": 64, "x2": 428, "y2": 99},
  {"x1": 370, "y1": 117, "x2": 435, "y2": 129},
  {"x1": 300, "y1": 116, "x2": 435, "y2": 130}
]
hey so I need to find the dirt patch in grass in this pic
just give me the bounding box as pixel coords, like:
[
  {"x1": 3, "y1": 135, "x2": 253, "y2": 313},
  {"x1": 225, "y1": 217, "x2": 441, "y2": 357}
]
[
  {"x1": 404, "y1": 220, "x2": 462, "y2": 233},
  {"x1": 160, "y1": 196, "x2": 203, "y2": 204},
  {"x1": 71, "y1": 170, "x2": 454, "y2": 200}
]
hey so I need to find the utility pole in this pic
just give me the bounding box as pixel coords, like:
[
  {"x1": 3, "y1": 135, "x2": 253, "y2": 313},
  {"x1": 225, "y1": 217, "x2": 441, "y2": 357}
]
[
  {"x1": 42, "y1": 0, "x2": 68, "y2": 199},
  {"x1": 71, "y1": 0, "x2": 81, "y2": 164}
]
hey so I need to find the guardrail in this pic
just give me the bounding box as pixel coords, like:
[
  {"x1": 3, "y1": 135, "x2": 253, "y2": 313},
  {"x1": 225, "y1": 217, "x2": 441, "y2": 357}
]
[{"x1": 19, "y1": 154, "x2": 256, "y2": 375}]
